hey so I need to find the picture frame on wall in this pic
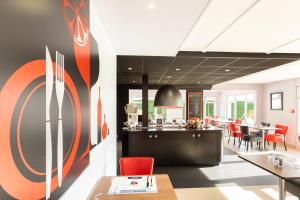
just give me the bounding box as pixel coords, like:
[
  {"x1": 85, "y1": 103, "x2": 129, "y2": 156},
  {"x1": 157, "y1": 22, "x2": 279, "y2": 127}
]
[{"x1": 270, "y1": 92, "x2": 283, "y2": 110}]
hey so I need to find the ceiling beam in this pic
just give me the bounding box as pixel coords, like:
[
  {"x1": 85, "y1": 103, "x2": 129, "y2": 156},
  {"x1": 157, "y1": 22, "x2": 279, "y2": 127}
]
[
  {"x1": 266, "y1": 36, "x2": 300, "y2": 54},
  {"x1": 201, "y1": 0, "x2": 261, "y2": 52},
  {"x1": 175, "y1": 0, "x2": 213, "y2": 56}
]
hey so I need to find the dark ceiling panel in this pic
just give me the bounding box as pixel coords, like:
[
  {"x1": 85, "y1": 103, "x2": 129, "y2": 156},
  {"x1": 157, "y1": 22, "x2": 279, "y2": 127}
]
[
  {"x1": 117, "y1": 56, "x2": 142, "y2": 72},
  {"x1": 199, "y1": 58, "x2": 237, "y2": 67},
  {"x1": 238, "y1": 67, "x2": 269, "y2": 73},
  {"x1": 117, "y1": 52, "x2": 300, "y2": 85},
  {"x1": 172, "y1": 57, "x2": 206, "y2": 67},
  {"x1": 227, "y1": 58, "x2": 267, "y2": 68},
  {"x1": 253, "y1": 59, "x2": 296, "y2": 68},
  {"x1": 143, "y1": 56, "x2": 174, "y2": 67},
  {"x1": 213, "y1": 67, "x2": 244, "y2": 73},
  {"x1": 192, "y1": 66, "x2": 219, "y2": 73}
]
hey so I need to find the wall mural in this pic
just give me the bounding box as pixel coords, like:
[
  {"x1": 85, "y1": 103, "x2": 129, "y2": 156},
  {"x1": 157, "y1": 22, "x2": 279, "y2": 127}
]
[{"x1": 0, "y1": 0, "x2": 107, "y2": 199}]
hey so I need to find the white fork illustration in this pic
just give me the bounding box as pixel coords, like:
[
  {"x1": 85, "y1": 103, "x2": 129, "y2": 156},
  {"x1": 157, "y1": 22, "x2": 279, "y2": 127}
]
[
  {"x1": 55, "y1": 51, "x2": 65, "y2": 187},
  {"x1": 45, "y1": 46, "x2": 53, "y2": 199}
]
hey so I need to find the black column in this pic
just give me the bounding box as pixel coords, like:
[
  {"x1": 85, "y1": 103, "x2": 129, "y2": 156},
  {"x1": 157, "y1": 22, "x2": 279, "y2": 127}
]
[{"x1": 142, "y1": 75, "x2": 148, "y2": 127}]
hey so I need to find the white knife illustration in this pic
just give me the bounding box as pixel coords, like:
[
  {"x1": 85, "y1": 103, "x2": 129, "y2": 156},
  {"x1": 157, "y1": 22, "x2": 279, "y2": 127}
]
[{"x1": 45, "y1": 46, "x2": 53, "y2": 199}]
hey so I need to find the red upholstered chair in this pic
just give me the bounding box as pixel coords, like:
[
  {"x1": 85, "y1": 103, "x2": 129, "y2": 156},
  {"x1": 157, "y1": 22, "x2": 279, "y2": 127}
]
[
  {"x1": 204, "y1": 117, "x2": 210, "y2": 125},
  {"x1": 214, "y1": 116, "x2": 220, "y2": 127},
  {"x1": 235, "y1": 119, "x2": 242, "y2": 124},
  {"x1": 119, "y1": 157, "x2": 154, "y2": 176},
  {"x1": 228, "y1": 123, "x2": 242, "y2": 145},
  {"x1": 264, "y1": 124, "x2": 288, "y2": 151}
]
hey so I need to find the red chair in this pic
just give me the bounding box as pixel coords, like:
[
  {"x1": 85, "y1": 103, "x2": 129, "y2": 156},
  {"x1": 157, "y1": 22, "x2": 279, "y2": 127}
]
[
  {"x1": 119, "y1": 157, "x2": 154, "y2": 176},
  {"x1": 235, "y1": 119, "x2": 242, "y2": 124},
  {"x1": 228, "y1": 123, "x2": 242, "y2": 145},
  {"x1": 204, "y1": 117, "x2": 210, "y2": 125},
  {"x1": 214, "y1": 116, "x2": 220, "y2": 127},
  {"x1": 264, "y1": 124, "x2": 288, "y2": 151}
]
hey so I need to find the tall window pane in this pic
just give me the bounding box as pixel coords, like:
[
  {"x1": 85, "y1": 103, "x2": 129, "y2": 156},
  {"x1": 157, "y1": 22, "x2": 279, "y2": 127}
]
[{"x1": 236, "y1": 101, "x2": 245, "y2": 119}]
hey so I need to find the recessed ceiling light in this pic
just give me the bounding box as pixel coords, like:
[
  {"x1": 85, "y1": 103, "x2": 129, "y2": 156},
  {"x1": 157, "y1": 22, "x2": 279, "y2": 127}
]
[
  {"x1": 225, "y1": 69, "x2": 230, "y2": 72},
  {"x1": 128, "y1": 67, "x2": 133, "y2": 70},
  {"x1": 166, "y1": 75, "x2": 172, "y2": 79},
  {"x1": 147, "y1": 2, "x2": 155, "y2": 9},
  {"x1": 175, "y1": 68, "x2": 180, "y2": 71},
  {"x1": 132, "y1": 80, "x2": 135, "y2": 83},
  {"x1": 196, "y1": 81, "x2": 201, "y2": 84}
]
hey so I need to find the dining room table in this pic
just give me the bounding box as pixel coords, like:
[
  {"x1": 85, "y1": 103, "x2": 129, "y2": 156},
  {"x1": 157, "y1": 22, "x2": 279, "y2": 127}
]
[
  {"x1": 88, "y1": 174, "x2": 177, "y2": 200},
  {"x1": 253, "y1": 126, "x2": 281, "y2": 150},
  {"x1": 239, "y1": 154, "x2": 300, "y2": 200},
  {"x1": 236, "y1": 124, "x2": 281, "y2": 150}
]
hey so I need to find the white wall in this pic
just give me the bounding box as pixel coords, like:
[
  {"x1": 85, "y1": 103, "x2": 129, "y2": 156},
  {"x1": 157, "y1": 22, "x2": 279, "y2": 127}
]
[
  {"x1": 60, "y1": 1, "x2": 117, "y2": 199},
  {"x1": 262, "y1": 78, "x2": 300, "y2": 147}
]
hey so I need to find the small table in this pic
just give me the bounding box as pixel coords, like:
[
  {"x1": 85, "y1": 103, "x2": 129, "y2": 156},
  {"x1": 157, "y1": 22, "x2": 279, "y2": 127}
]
[
  {"x1": 88, "y1": 174, "x2": 177, "y2": 200},
  {"x1": 239, "y1": 154, "x2": 300, "y2": 200},
  {"x1": 254, "y1": 126, "x2": 281, "y2": 150}
]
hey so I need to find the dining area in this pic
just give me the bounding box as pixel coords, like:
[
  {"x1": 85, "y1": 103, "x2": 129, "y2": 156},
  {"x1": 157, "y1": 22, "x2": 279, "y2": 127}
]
[{"x1": 209, "y1": 116, "x2": 289, "y2": 152}]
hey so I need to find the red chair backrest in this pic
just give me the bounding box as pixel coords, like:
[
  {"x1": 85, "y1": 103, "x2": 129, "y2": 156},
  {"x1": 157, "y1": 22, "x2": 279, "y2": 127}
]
[
  {"x1": 204, "y1": 118, "x2": 210, "y2": 124},
  {"x1": 275, "y1": 124, "x2": 288, "y2": 136},
  {"x1": 119, "y1": 157, "x2": 154, "y2": 176},
  {"x1": 228, "y1": 123, "x2": 236, "y2": 133},
  {"x1": 235, "y1": 119, "x2": 242, "y2": 124}
]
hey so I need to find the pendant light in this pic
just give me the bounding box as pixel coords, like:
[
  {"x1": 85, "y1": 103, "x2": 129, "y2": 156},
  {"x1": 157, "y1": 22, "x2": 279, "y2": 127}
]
[{"x1": 154, "y1": 85, "x2": 183, "y2": 108}]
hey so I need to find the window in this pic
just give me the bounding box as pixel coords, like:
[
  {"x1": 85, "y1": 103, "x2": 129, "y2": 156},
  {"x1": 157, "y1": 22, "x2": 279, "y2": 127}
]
[
  {"x1": 204, "y1": 97, "x2": 216, "y2": 117},
  {"x1": 227, "y1": 93, "x2": 256, "y2": 121},
  {"x1": 129, "y1": 89, "x2": 186, "y2": 123}
]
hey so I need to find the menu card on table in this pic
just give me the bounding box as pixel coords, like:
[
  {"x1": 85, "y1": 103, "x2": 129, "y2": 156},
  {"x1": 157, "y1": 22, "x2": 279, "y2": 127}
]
[{"x1": 108, "y1": 176, "x2": 157, "y2": 195}]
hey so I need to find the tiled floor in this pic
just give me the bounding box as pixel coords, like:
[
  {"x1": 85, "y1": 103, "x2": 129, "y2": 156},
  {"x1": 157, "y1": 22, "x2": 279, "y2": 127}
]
[
  {"x1": 156, "y1": 138, "x2": 300, "y2": 200},
  {"x1": 175, "y1": 185, "x2": 298, "y2": 200}
]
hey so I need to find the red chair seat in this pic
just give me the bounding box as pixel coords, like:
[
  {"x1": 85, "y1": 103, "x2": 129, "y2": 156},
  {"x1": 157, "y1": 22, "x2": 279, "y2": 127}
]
[
  {"x1": 234, "y1": 131, "x2": 242, "y2": 138},
  {"x1": 265, "y1": 134, "x2": 284, "y2": 143},
  {"x1": 119, "y1": 157, "x2": 154, "y2": 176}
]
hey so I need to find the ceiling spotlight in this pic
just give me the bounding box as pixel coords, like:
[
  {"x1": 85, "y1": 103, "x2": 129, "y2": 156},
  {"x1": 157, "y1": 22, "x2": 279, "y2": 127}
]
[
  {"x1": 225, "y1": 69, "x2": 230, "y2": 72},
  {"x1": 132, "y1": 80, "x2": 135, "y2": 83},
  {"x1": 147, "y1": 2, "x2": 155, "y2": 9},
  {"x1": 196, "y1": 81, "x2": 201, "y2": 84},
  {"x1": 128, "y1": 67, "x2": 133, "y2": 70},
  {"x1": 175, "y1": 68, "x2": 180, "y2": 71}
]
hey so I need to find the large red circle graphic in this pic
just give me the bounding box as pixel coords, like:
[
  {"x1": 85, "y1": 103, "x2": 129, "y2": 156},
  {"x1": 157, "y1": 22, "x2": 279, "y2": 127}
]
[
  {"x1": 17, "y1": 82, "x2": 77, "y2": 176},
  {"x1": 0, "y1": 60, "x2": 82, "y2": 199}
]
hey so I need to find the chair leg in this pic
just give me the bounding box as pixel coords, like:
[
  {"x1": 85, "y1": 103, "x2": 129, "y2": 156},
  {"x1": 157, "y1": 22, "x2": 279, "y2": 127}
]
[
  {"x1": 239, "y1": 139, "x2": 242, "y2": 148},
  {"x1": 258, "y1": 142, "x2": 261, "y2": 151},
  {"x1": 250, "y1": 142, "x2": 253, "y2": 148},
  {"x1": 273, "y1": 142, "x2": 276, "y2": 151},
  {"x1": 233, "y1": 137, "x2": 236, "y2": 145},
  {"x1": 284, "y1": 141, "x2": 287, "y2": 151},
  {"x1": 228, "y1": 135, "x2": 231, "y2": 144},
  {"x1": 246, "y1": 141, "x2": 249, "y2": 151}
]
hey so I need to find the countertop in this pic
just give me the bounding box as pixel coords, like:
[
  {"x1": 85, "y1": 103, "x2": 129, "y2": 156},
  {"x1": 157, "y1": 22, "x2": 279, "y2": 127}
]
[{"x1": 122, "y1": 126, "x2": 223, "y2": 133}]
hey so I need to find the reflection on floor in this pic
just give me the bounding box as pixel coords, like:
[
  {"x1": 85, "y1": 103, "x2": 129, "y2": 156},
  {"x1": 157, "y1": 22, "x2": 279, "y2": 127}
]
[
  {"x1": 175, "y1": 185, "x2": 298, "y2": 200},
  {"x1": 154, "y1": 146, "x2": 277, "y2": 188}
]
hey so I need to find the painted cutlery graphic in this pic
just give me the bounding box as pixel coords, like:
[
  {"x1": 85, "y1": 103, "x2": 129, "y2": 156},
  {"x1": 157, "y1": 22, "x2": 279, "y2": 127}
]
[
  {"x1": 55, "y1": 51, "x2": 65, "y2": 187},
  {"x1": 45, "y1": 46, "x2": 53, "y2": 199}
]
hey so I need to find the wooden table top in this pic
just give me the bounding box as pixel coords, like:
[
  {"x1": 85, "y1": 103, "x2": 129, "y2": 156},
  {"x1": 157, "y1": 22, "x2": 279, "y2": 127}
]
[
  {"x1": 239, "y1": 154, "x2": 300, "y2": 179},
  {"x1": 88, "y1": 174, "x2": 178, "y2": 200}
]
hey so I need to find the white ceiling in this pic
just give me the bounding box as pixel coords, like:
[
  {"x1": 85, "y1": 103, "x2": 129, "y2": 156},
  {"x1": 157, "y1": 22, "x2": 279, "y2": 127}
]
[
  {"x1": 93, "y1": 0, "x2": 210, "y2": 56},
  {"x1": 181, "y1": 0, "x2": 300, "y2": 53},
  {"x1": 224, "y1": 60, "x2": 300, "y2": 84}
]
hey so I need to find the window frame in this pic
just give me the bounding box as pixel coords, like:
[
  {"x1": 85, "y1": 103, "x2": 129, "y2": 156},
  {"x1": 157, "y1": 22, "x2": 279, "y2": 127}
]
[{"x1": 227, "y1": 93, "x2": 256, "y2": 121}]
